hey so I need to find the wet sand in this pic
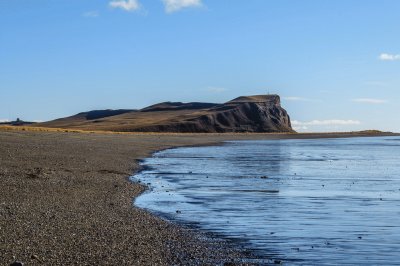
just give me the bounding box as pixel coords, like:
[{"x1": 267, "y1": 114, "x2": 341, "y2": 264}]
[{"x1": 0, "y1": 130, "x2": 397, "y2": 265}]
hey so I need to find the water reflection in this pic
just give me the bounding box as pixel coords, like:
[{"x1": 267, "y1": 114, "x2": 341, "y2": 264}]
[{"x1": 226, "y1": 140, "x2": 285, "y2": 176}]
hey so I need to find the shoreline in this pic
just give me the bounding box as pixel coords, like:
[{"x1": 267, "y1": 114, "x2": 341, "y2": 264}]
[
  {"x1": 130, "y1": 132, "x2": 400, "y2": 263},
  {"x1": 134, "y1": 135, "x2": 400, "y2": 265},
  {"x1": 1, "y1": 130, "x2": 398, "y2": 265}
]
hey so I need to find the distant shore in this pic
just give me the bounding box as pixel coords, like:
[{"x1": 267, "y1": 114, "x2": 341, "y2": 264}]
[
  {"x1": 0, "y1": 124, "x2": 398, "y2": 137},
  {"x1": 1, "y1": 129, "x2": 398, "y2": 265}
]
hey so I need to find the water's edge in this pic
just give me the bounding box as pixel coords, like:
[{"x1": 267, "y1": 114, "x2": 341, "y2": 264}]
[
  {"x1": 129, "y1": 134, "x2": 400, "y2": 265},
  {"x1": 129, "y1": 141, "x2": 271, "y2": 264}
]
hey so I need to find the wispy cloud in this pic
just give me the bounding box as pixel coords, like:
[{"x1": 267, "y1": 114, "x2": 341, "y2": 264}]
[
  {"x1": 83, "y1": 10, "x2": 100, "y2": 18},
  {"x1": 283, "y1": 96, "x2": 315, "y2": 102},
  {"x1": 108, "y1": 0, "x2": 202, "y2": 13},
  {"x1": 353, "y1": 98, "x2": 387, "y2": 104},
  {"x1": 162, "y1": 0, "x2": 202, "y2": 13},
  {"x1": 109, "y1": 0, "x2": 140, "y2": 11},
  {"x1": 292, "y1": 120, "x2": 361, "y2": 126},
  {"x1": 292, "y1": 119, "x2": 362, "y2": 132},
  {"x1": 378, "y1": 53, "x2": 400, "y2": 61},
  {"x1": 205, "y1": 86, "x2": 228, "y2": 93},
  {"x1": 292, "y1": 125, "x2": 309, "y2": 131},
  {"x1": 282, "y1": 96, "x2": 323, "y2": 104}
]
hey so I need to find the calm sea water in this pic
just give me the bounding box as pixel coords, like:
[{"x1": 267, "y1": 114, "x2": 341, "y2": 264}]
[{"x1": 132, "y1": 137, "x2": 400, "y2": 265}]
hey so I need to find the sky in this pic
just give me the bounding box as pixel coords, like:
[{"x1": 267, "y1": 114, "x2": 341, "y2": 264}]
[{"x1": 1, "y1": 0, "x2": 399, "y2": 132}]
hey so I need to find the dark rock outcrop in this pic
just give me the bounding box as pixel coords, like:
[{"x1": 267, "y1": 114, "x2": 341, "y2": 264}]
[
  {"x1": 70, "y1": 109, "x2": 136, "y2": 120},
  {"x1": 134, "y1": 95, "x2": 293, "y2": 133},
  {"x1": 141, "y1": 102, "x2": 218, "y2": 112},
  {"x1": 0, "y1": 118, "x2": 36, "y2": 126}
]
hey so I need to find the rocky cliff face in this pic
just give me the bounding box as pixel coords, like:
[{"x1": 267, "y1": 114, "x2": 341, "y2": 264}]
[
  {"x1": 38, "y1": 94, "x2": 294, "y2": 133},
  {"x1": 133, "y1": 95, "x2": 294, "y2": 133}
]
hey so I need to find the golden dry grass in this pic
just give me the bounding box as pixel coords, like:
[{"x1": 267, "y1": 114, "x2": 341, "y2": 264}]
[
  {"x1": 0, "y1": 125, "x2": 294, "y2": 136},
  {"x1": 0, "y1": 125, "x2": 161, "y2": 135},
  {"x1": 0, "y1": 125, "x2": 394, "y2": 137}
]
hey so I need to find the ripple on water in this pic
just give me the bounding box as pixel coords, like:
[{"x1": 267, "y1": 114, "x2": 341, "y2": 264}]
[{"x1": 132, "y1": 137, "x2": 400, "y2": 265}]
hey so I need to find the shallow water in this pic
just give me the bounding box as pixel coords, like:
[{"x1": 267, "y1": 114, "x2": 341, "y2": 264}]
[{"x1": 132, "y1": 137, "x2": 400, "y2": 265}]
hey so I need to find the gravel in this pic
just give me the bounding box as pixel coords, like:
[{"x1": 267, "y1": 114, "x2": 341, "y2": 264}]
[{"x1": 0, "y1": 131, "x2": 268, "y2": 265}]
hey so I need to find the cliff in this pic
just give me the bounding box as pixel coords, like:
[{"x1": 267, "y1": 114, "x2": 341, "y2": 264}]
[{"x1": 37, "y1": 95, "x2": 294, "y2": 133}]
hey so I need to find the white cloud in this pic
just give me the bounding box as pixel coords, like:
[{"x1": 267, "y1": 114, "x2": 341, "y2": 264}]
[
  {"x1": 353, "y1": 98, "x2": 387, "y2": 104},
  {"x1": 292, "y1": 120, "x2": 361, "y2": 126},
  {"x1": 283, "y1": 96, "x2": 312, "y2": 102},
  {"x1": 292, "y1": 125, "x2": 308, "y2": 131},
  {"x1": 379, "y1": 53, "x2": 400, "y2": 61},
  {"x1": 205, "y1": 86, "x2": 227, "y2": 93},
  {"x1": 292, "y1": 119, "x2": 362, "y2": 132},
  {"x1": 162, "y1": 0, "x2": 202, "y2": 13},
  {"x1": 83, "y1": 11, "x2": 100, "y2": 17},
  {"x1": 109, "y1": 0, "x2": 140, "y2": 11},
  {"x1": 0, "y1": 119, "x2": 10, "y2": 123},
  {"x1": 283, "y1": 96, "x2": 322, "y2": 103}
]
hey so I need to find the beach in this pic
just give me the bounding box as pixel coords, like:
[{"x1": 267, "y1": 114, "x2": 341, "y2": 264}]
[{"x1": 0, "y1": 130, "x2": 397, "y2": 265}]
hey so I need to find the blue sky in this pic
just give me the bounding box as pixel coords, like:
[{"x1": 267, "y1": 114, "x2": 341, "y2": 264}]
[{"x1": 1, "y1": 0, "x2": 399, "y2": 132}]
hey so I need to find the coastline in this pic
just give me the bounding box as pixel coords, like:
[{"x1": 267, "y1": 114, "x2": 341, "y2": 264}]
[
  {"x1": 135, "y1": 135, "x2": 400, "y2": 265},
  {"x1": 1, "y1": 129, "x2": 398, "y2": 265}
]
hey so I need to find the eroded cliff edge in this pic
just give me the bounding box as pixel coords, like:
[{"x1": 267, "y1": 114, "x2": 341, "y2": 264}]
[{"x1": 38, "y1": 94, "x2": 294, "y2": 133}]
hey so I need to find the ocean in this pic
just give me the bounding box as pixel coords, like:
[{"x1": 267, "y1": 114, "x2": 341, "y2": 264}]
[{"x1": 132, "y1": 137, "x2": 400, "y2": 265}]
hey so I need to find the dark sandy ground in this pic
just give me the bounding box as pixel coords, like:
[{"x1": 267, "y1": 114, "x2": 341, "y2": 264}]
[{"x1": 1, "y1": 130, "x2": 397, "y2": 265}]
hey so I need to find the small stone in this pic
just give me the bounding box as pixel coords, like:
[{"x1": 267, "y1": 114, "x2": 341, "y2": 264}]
[
  {"x1": 30, "y1": 254, "x2": 41, "y2": 262},
  {"x1": 10, "y1": 262, "x2": 24, "y2": 266}
]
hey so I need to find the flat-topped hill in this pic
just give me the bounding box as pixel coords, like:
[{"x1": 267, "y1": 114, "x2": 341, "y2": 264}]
[
  {"x1": 227, "y1": 95, "x2": 280, "y2": 104},
  {"x1": 37, "y1": 94, "x2": 294, "y2": 133}
]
